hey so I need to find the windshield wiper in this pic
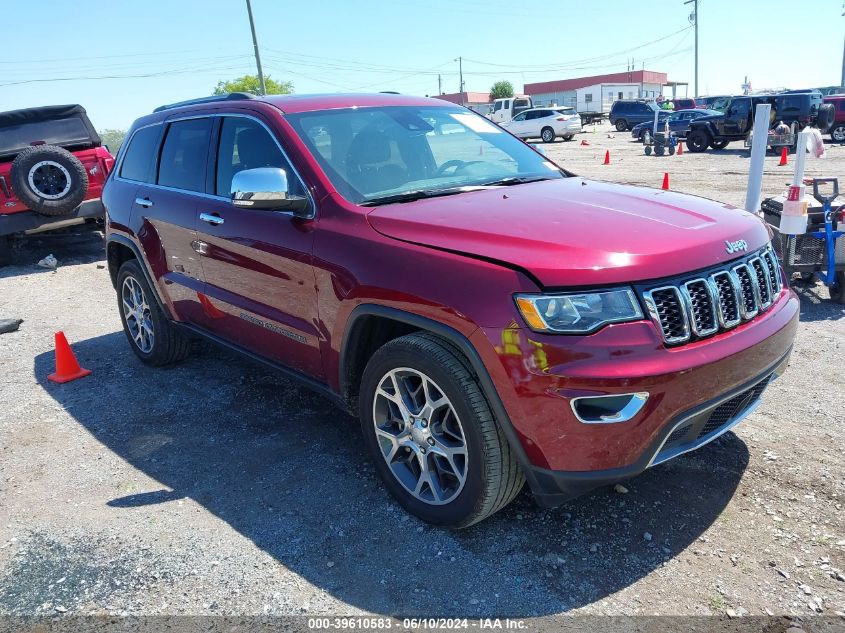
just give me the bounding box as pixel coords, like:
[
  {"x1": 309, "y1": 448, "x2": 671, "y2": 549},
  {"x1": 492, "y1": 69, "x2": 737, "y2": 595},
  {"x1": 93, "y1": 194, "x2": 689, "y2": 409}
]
[
  {"x1": 477, "y1": 176, "x2": 555, "y2": 187},
  {"x1": 360, "y1": 186, "x2": 488, "y2": 207}
]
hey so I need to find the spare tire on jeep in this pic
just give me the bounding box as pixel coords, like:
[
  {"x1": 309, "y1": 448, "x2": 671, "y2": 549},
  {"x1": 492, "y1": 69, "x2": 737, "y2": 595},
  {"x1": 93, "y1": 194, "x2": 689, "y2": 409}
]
[
  {"x1": 9, "y1": 145, "x2": 89, "y2": 216},
  {"x1": 816, "y1": 103, "x2": 835, "y2": 132}
]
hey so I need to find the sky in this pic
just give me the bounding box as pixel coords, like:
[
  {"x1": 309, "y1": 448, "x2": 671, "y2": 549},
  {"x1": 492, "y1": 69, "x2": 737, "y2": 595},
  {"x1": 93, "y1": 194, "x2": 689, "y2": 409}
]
[{"x1": 2, "y1": 0, "x2": 843, "y2": 131}]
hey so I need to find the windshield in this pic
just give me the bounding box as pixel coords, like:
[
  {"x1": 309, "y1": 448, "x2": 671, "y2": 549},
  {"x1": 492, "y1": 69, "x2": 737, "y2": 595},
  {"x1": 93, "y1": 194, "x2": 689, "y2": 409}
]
[{"x1": 285, "y1": 105, "x2": 565, "y2": 205}]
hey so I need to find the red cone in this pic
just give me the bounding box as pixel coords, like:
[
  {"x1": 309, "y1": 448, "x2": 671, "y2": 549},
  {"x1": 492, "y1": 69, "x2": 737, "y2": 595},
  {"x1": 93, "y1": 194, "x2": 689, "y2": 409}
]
[
  {"x1": 677, "y1": 140, "x2": 684, "y2": 155},
  {"x1": 580, "y1": 139, "x2": 589, "y2": 146},
  {"x1": 48, "y1": 332, "x2": 92, "y2": 383},
  {"x1": 661, "y1": 172, "x2": 670, "y2": 190},
  {"x1": 603, "y1": 150, "x2": 610, "y2": 165},
  {"x1": 779, "y1": 147, "x2": 788, "y2": 166}
]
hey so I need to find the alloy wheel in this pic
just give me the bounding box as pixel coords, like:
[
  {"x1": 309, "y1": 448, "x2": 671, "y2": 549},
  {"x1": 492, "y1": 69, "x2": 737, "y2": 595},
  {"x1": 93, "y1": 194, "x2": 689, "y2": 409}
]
[
  {"x1": 121, "y1": 276, "x2": 154, "y2": 353},
  {"x1": 832, "y1": 126, "x2": 845, "y2": 143},
  {"x1": 372, "y1": 367, "x2": 468, "y2": 505}
]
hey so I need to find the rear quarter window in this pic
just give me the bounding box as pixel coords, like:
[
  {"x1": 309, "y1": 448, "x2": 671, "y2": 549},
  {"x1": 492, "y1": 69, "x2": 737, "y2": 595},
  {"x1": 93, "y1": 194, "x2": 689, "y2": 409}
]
[{"x1": 119, "y1": 125, "x2": 161, "y2": 183}]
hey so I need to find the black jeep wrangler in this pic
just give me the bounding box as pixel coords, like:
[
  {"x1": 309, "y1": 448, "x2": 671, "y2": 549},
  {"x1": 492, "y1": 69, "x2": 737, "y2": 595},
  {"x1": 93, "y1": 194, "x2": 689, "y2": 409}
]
[{"x1": 685, "y1": 91, "x2": 835, "y2": 152}]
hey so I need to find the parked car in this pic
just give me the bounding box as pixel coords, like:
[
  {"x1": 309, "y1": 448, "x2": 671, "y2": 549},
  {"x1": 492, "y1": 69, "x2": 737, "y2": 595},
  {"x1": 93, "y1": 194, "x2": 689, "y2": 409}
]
[
  {"x1": 823, "y1": 95, "x2": 845, "y2": 142},
  {"x1": 630, "y1": 109, "x2": 722, "y2": 141},
  {"x1": 0, "y1": 105, "x2": 114, "y2": 265},
  {"x1": 670, "y1": 98, "x2": 697, "y2": 110},
  {"x1": 488, "y1": 95, "x2": 533, "y2": 123},
  {"x1": 609, "y1": 99, "x2": 660, "y2": 131},
  {"x1": 104, "y1": 92, "x2": 798, "y2": 527},
  {"x1": 502, "y1": 107, "x2": 582, "y2": 142},
  {"x1": 686, "y1": 92, "x2": 836, "y2": 152}
]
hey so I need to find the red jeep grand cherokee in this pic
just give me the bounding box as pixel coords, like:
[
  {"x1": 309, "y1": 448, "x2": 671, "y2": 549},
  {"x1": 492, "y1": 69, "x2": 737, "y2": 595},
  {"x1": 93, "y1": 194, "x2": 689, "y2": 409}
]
[{"x1": 103, "y1": 92, "x2": 798, "y2": 527}]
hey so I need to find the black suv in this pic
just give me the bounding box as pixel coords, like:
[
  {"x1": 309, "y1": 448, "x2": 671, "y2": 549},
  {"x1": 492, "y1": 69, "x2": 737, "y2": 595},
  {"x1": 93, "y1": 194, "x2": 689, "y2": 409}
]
[
  {"x1": 686, "y1": 92, "x2": 836, "y2": 152},
  {"x1": 609, "y1": 100, "x2": 659, "y2": 131}
]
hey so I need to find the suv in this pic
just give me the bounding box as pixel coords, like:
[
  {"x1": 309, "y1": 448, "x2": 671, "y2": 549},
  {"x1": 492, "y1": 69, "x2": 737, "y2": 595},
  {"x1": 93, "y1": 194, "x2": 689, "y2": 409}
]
[
  {"x1": 0, "y1": 105, "x2": 114, "y2": 265},
  {"x1": 686, "y1": 92, "x2": 836, "y2": 152},
  {"x1": 104, "y1": 92, "x2": 798, "y2": 527},
  {"x1": 823, "y1": 95, "x2": 845, "y2": 142},
  {"x1": 609, "y1": 100, "x2": 659, "y2": 131}
]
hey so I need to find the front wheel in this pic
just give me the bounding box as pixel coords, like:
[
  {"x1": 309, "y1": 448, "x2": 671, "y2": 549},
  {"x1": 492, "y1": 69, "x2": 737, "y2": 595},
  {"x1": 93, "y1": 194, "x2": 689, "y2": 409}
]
[
  {"x1": 116, "y1": 259, "x2": 191, "y2": 366},
  {"x1": 615, "y1": 120, "x2": 627, "y2": 132},
  {"x1": 359, "y1": 333, "x2": 524, "y2": 528},
  {"x1": 710, "y1": 139, "x2": 730, "y2": 150},
  {"x1": 540, "y1": 127, "x2": 555, "y2": 143},
  {"x1": 831, "y1": 124, "x2": 845, "y2": 143},
  {"x1": 686, "y1": 129, "x2": 710, "y2": 152}
]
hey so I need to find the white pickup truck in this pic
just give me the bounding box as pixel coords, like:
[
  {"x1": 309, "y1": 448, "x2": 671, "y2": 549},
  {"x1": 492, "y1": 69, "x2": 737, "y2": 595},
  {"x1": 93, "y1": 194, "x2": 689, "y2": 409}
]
[{"x1": 488, "y1": 95, "x2": 533, "y2": 123}]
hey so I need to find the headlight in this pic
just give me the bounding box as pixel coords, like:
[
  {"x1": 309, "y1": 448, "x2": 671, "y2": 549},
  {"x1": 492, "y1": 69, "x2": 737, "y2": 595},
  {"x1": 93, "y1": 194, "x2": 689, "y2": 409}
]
[{"x1": 515, "y1": 289, "x2": 643, "y2": 334}]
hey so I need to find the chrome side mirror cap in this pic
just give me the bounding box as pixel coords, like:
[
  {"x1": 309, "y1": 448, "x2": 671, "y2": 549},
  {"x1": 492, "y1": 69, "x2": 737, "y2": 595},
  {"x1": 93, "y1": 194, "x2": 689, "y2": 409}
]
[{"x1": 231, "y1": 167, "x2": 310, "y2": 217}]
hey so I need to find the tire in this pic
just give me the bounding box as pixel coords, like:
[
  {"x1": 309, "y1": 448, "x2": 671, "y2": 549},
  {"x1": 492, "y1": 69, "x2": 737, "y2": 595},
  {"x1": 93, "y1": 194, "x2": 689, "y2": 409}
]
[
  {"x1": 0, "y1": 236, "x2": 11, "y2": 267},
  {"x1": 563, "y1": 135, "x2": 574, "y2": 141},
  {"x1": 668, "y1": 144, "x2": 676, "y2": 155},
  {"x1": 540, "y1": 127, "x2": 555, "y2": 143},
  {"x1": 116, "y1": 259, "x2": 191, "y2": 366},
  {"x1": 9, "y1": 145, "x2": 89, "y2": 217},
  {"x1": 655, "y1": 145, "x2": 665, "y2": 156},
  {"x1": 644, "y1": 145, "x2": 652, "y2": 156},
  {"x1": 830, "y1": 123, "x2": 845, "y2": 143},
  {"x1": 686, "y1": 129, "x2": 710, "y2": 152},
  {"x1": 359, "y1": 332, "x2": 524, "y2": 528},
  {"x1": 816, "y1": 103, "x2": 835, "y2": 132},
  {"x1": 710, "y1": 139, "x2": 730, "y2": 150},
  {"x1": 830, "y1": 272, "x2": 845, "y2": 304},
  {"x1": 615, "y1": 119, "x2": 627, "y2": 132}
]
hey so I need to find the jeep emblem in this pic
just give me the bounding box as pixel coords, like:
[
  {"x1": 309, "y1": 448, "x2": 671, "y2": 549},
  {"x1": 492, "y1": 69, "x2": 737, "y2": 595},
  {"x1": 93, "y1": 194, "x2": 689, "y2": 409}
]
[{"x1": 725, "y1": 239, "x2": 748, "y2": 254}]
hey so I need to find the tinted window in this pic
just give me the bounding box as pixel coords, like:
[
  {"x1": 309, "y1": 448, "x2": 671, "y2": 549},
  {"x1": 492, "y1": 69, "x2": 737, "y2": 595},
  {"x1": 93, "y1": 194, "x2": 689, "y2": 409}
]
[
  {"x1": 215, "y1": 117, "x2": 304, "y2": 197},
  {"x1": 511, "y1": 113, "x2": 526, "y2": 122},
  {"x1": 157, "y1": 118, "x2": 212, "y2": 192},
  {"x1": 120, "y1": 125, "x2": 161, "y2": 183}
]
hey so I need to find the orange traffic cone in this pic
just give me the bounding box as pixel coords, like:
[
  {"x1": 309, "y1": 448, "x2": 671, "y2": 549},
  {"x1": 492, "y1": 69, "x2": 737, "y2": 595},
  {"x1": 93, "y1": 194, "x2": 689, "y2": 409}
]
[
  {"x1": 677, "y1": 140, "x2": 684, "y2": 155},
  {"x1": 580, "y1": 139, "x2": 589, "y2": 146},
  {"x1": 662, "y1": 172, "x2": 670, "y2": 190},
  {"x1": 778, "y1": 147, "x2": 788, "y2": 166},
  {"x1": 48, "y1": 331, "x2": 91, "y2": 383},
  {"x1": 603, "y1": 150, "x2": 610, "y2": 165}
]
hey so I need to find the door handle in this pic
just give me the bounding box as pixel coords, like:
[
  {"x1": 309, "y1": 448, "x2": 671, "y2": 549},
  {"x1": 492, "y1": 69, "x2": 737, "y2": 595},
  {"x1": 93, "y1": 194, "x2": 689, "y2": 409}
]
[
  {"x1": 199, "y1": 212, "x2": 224, "y2": 226},
  {"x1": 134, "y1": 197, "x2": 153, "y2": 208}
]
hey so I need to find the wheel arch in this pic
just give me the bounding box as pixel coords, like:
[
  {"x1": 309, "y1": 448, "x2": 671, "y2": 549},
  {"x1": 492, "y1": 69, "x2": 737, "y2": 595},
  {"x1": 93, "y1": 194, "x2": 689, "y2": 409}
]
[
  {"x1": 339, "y1": 304, "x2": 537, "y2": 486},
  {"x1": 106, "y1": 235, "x2": 167, "y2": 313}
]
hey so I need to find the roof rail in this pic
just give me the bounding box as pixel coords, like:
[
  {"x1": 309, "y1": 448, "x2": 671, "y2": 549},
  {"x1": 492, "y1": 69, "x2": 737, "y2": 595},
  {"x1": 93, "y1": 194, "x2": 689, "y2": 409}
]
[{"x1": 153, "y1": 92, "x2": 256, "y2": 113}]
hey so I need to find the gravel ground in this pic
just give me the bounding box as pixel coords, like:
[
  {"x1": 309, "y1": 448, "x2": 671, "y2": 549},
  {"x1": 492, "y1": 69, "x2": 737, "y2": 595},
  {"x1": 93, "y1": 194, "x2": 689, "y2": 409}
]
[{"x1": 1, "y1": 129, "x2": 844, "y2": 624}]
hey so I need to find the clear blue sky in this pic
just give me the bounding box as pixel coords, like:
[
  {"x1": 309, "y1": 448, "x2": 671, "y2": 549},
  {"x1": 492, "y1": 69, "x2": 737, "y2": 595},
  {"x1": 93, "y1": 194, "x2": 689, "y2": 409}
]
[{"x1": 2, "y1": 0, "x2": 843, "y2": 130}]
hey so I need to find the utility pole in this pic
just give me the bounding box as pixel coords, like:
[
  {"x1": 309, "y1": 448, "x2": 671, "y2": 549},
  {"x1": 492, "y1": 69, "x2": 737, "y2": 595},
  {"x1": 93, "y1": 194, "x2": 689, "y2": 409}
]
[
  {"x1": 438, "y1": 74, "x2": 442, "y2": 95},
  {"x1": 455, "y1": 57, "x2": 465, "y2": 105},
  {"x1": 684, "y1": 0, "x2": 698, "y2": 97},
  {"x1": 245, "y1": 0, "x2": 266, "y2": 96}
]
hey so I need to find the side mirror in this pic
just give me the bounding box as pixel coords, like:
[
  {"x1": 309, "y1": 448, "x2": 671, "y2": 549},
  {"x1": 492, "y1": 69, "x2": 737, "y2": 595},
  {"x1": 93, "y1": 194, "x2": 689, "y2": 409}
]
[{"x1": 231, "y1": 167, "x2": 310, "y2": 217}]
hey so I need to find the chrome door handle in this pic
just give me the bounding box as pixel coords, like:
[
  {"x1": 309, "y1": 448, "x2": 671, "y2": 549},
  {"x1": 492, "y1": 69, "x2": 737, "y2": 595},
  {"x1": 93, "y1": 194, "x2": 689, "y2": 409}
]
[
  {"x1": 199, "y1": 213, "x2": 224, "y2": 226},
  {"x1": 134, "y1": 197, "x2": 153, "y2": 208}
]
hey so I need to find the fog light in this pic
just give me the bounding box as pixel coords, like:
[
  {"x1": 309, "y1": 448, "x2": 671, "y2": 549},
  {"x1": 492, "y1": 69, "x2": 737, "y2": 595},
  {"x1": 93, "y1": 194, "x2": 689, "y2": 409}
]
[{"x1": 571, "y1": 392, "x2": 649, "y2": 424}]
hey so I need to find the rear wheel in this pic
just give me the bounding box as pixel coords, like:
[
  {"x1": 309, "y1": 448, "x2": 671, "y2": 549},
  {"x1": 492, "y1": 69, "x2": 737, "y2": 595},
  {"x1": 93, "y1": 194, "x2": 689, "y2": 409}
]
[
  {"x1": 710, "y1": 139, "x2": 730, "y2": 150},
  {"x1": 615, "y1": 119, "x2": 628, "y2": 132},
  {"x1": 686, "y1": 129, "x2": 710, "y2": 152},
  {"x1": 116, "y1": 259, "x2": 191, "y2": 366},
  {"x1": 831, "y1": 124, "x2": 845, "y2": 143},
  {"x1": 540, "y1": 127, "x2": 555, "y2": 143},
  {"x1": 359, "y1": 333, "x2": 524, "y2": 528}
]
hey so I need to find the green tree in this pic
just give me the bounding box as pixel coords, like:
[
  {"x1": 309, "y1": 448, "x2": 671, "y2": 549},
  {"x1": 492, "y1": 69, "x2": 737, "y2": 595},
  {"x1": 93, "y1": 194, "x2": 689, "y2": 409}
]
[
  {"x1": 98, "y1": 129, "x2": 127, "y2": 154},
  {"x1": 490, "y1": 80, "x2": 514, "y2": 100},
  {"x1": 213, "y1": 74, "x2": 293, "y2": 96}
]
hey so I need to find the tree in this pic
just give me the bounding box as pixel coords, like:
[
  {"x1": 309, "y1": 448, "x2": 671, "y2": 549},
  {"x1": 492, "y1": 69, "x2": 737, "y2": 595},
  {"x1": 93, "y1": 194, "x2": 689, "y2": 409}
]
[
  {"x1": 490, "y1": 80, "x2": 514, "y2": 100},
  {"x1": 98, "y1": 129, "x2": 127, "y2": 153},
  {"x1": 213, "y1": 74, "x2": 293, "y2": 96}
]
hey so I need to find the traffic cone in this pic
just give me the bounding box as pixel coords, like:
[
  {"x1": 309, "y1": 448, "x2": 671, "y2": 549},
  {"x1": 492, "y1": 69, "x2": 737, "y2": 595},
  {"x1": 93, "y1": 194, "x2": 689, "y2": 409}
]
[
  {"x1": 677, "y1": 140, "x2": 684, "y2": 155},
  {"x1": 580, "y1": 139, "x2": 589, "y2": 146},
  {"x1": 778, "y1": 147, "x2": 788, "y2": 166},
  {"x1": 47, "y1": 331, "x2": 92, "y2": 383},
  {"x1": 661, "y1": 172, "x2": 670, "y2": 190},
  {"x1": 603, "y1": 150, "x2": 610, "y2": 165}
]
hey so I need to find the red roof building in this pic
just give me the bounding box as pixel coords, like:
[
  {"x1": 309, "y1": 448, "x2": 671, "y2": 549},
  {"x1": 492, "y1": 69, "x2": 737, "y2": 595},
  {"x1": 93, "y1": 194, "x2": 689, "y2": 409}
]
[{"x1": 524, "y1": 70, "x2": 668, "y2": 95}]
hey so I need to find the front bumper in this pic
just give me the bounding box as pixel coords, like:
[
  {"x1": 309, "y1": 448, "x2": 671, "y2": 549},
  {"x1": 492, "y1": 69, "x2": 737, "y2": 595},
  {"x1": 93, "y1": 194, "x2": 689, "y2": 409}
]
[
  {"x1": 471, "y1": 288, "x2": 799, "y2": 505},
  {"x1": 0, "y1": 198, "x2": 104, "y2": 237}
]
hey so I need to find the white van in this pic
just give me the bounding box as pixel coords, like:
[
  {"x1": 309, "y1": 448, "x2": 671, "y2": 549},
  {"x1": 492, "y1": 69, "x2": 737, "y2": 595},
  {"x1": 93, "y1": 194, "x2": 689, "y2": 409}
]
[{"x1": 489, "y1": 95, "x2": 533, "y2": 123}]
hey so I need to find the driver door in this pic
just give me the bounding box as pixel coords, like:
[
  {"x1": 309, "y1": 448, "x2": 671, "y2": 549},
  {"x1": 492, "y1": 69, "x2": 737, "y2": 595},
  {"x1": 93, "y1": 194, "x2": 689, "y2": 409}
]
[{"x1": 506, "y1": 112, "x2": 528, "y2": 136}]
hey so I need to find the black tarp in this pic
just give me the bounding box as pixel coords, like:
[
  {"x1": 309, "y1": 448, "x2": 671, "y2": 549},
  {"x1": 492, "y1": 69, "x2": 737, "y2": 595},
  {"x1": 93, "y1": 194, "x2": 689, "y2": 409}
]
[{"x1": 0, "y1": 105, "x2": 101, "y2": 158}]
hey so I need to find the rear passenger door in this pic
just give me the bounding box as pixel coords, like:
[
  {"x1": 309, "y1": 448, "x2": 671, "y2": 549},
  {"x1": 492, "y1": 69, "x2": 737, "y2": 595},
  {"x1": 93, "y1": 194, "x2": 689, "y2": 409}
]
[
  {"x1": 130, "y1": 116, "x2": 212, "y2": 324},
  {"x1": 192, "y1": 114, "x2": 323, "y2": 379}
]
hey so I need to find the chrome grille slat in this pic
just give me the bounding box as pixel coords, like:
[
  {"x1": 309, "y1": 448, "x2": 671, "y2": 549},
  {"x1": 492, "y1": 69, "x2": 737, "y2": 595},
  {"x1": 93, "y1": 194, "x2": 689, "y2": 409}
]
[{"x1": 642, "y1": 246, "x2": 782, "y2": 346}]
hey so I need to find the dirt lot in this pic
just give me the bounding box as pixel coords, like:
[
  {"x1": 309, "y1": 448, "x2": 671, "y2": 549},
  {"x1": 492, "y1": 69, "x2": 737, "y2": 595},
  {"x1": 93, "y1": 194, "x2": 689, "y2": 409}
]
[{"x1": 1, "y1": 128, "x2": 844, "y2": 624}]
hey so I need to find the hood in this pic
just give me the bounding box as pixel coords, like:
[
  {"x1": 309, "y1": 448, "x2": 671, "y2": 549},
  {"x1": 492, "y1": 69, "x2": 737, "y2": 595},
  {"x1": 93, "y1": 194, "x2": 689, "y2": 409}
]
[{"x1": 366, "y1": 178, "x2": 770, "y2": 288}]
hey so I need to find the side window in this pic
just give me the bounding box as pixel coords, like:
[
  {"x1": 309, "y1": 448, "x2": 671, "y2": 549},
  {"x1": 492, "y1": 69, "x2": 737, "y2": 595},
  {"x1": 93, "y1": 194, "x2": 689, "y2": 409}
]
[
  {"x1": 215, "y1": 117, "x2": 304, "y2": 198},
  {"x1": 511, "y1": 113, "x2": 526, "y2": 122},
  {"x1": 503, "y1": 100, "x2": 510, "y2": 110},
  {"x1": 157, "y1": 118, "x2": 212, "y2": 192},
  {"x1": 585, "y1": 94, "x2": 593, "y2": 104},
  {"x1": 119, "y1": 125, "x2": 161, "y2": 183},
  {"x1": 618, "y1": 92, "x2": 623, "y2": 101},
  {"x1": 493, "y1": 101, "x2": 502, "y2": 112}
]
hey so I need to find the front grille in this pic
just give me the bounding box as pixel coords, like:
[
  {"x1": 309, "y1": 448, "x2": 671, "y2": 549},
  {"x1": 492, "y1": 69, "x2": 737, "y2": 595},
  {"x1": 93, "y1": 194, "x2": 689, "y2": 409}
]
[
  {"x1": 696, "y1": 376, "x2": 771, "y2": 439},
  {"x1": 642, "y1": 247, "x2": 782, "y2": 346}
]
